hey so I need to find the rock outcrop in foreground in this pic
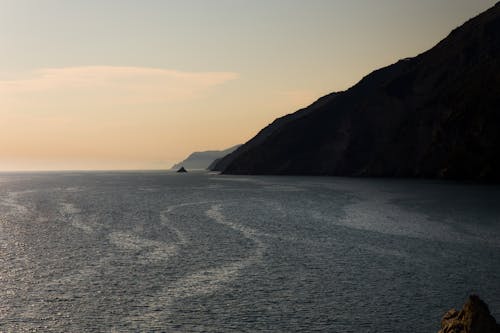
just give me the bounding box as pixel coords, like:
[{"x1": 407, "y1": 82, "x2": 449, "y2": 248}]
[
  {"x1": 215, "y1": 2, "x2": 500, "y2": 181},
  {"x1": 439, "y1": 295, "x2": 500, "y2": 333}
]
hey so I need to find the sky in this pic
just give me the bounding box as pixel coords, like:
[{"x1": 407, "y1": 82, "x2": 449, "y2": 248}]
[{"x1": 0, "y1": 0, "x2": 497, "y2": 170}]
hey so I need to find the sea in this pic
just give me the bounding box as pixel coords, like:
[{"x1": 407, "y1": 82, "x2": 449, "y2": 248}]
[{"x1": 0, "y1": 171, "x2": 499, "y2": 332}]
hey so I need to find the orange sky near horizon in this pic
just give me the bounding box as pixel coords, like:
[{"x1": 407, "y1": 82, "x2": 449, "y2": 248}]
[
  {"x1": 0, "y1": 65, "x2": 322, "y2": 170},
  {"x1": 0, "y1": 0, "x2": 497, "y2": 170}
]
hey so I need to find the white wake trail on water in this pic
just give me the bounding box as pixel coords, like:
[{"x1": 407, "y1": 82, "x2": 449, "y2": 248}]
[
  {"x1": 158, "y1": 200, "x2": 223, "y2": 245},
  {"x1": 127, "y1": 203, "x2": 266, "y2": 329},
  {"x1": 108, "y1": 231, "x2": 178, "y2": 264},
  {"x1": 46, "y1": 199, "x2": 195, "y2": 317},
  {"x1": 59, "y1": 202, "x2": 95, "y2": 234},
  {"x1": 50, "y1": 200, "x2": 194, "y2": 290},
  {"x1": 0, "y1": 191, "x2": 34, "y2": 216}
]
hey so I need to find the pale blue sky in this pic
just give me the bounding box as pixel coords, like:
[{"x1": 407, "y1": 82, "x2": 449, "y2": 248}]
[{"x1": 0, "y1": 0, "x2": 497, "y2": 170}]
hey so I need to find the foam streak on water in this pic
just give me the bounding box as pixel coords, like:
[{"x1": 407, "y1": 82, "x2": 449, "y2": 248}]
[{"x1": 127, "y1": 203, "x2": 266, "y2": 330}]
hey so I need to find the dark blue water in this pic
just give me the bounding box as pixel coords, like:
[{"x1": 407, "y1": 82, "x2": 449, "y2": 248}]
[{"x1": 0, "y1": 171, "x2": 499, "y2": 332}]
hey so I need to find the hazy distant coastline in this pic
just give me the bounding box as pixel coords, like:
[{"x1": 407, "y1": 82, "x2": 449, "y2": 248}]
[{"x1": 171, "y1": 145, "x2": 241, "y2": 171}]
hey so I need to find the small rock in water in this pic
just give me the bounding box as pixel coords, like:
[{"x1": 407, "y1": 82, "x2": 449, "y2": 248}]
[
  {"x1": 438, "y1": 295, "x2": 500, "y2": 333},
  {"x1": 177, "y1": 166, "x2": 187, "y2": 173}
]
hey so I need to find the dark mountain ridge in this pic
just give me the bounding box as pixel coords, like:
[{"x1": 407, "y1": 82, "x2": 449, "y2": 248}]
[
  {"x1": 209, "y1": 92, "x2": 338, "y2": 172},
  {"x1": 215, "y1": 3, "x2": 500, "y2": 181}
]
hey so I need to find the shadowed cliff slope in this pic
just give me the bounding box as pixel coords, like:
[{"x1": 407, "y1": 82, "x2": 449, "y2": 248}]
[
  {"x1": 215, "y1": 3, "x2": 500, "y2": 181},
  {"x1": 210, "y1": 92, "x2": 338, "y2": 172}
]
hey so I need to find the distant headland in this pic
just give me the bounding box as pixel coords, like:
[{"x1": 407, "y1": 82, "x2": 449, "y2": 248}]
[{"x1": 172, "y1": 145, "x2": 241, "y2": 171}]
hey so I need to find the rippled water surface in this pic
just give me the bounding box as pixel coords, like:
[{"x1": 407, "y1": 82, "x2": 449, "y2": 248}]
[{"x1": 0, "y1": 171, "x2": 499, "y2": 332}]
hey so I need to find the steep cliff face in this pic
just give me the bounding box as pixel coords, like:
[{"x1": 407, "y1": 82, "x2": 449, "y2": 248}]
[
  {"x1": 210, "y1": 93, "x2": 338, "y2": 172},
  {"x1": 216, "y1": 3, "x2": 500, "y2": 181},
  {"x1": 438, "y1": 295, "x2": 500, "y2": 333}
]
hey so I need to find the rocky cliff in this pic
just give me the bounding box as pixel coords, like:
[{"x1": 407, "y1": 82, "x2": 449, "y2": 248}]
[
  {"x1": 439, "y1": 295, "x2": 500, "y2": 333},
  {"x1": 215, "y1": 3, "x2": 500, "y2": 181}
]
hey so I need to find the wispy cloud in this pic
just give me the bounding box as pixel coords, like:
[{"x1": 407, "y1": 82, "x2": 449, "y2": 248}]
[{"x1": 0, "y1": 66, "x2": 238, "y2": 107}]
